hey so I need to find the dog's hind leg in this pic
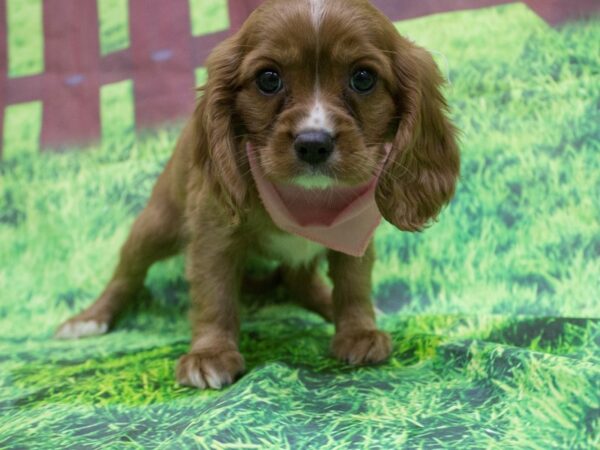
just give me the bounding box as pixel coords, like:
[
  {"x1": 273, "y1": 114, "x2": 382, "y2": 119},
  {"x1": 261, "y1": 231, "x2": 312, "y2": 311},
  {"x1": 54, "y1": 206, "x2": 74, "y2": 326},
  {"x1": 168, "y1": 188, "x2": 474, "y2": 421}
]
[
  {"x1": 281, "y1": 259, "x2": 333, "y2": 322},
  {"x1": 55, "y1": 174, "x2": 184, "y2": 339}
]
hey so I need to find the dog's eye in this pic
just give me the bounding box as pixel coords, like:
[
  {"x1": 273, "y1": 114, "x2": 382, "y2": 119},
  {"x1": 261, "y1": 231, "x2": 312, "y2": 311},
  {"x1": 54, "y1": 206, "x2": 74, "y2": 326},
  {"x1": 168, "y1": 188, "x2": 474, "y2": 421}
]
[
  {"x1": 257, "y1": 70, "x2": 283, "y2": 95},
  {"x1": 350, "y1": 69, "x2": 377, "y2": 94}
]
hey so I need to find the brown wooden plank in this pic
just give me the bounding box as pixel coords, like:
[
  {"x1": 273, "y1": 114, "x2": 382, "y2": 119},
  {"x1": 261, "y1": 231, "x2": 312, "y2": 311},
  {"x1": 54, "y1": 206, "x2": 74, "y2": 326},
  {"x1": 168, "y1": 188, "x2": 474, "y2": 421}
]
[
  {"x1": 41, "y1": 0, "x2": 101, "y2": 150},
  {"x1": 129, "y1": 0, "x2": 195, "y2": 129},
  {"x1": 0, "y1": 0, "x2": 6, "y2": 159}
]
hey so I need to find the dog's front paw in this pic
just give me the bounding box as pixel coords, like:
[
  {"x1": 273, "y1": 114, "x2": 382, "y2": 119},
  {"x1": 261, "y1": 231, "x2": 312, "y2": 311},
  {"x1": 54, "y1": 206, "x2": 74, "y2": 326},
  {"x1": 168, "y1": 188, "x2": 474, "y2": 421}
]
[
  {"x1": 331, "y1": 329, "x2": 392, "y2": 365},
  {"x1": 176, "y1": 349, "x2": 245, "y2": 390},
  {"x1": 55, "y1": 317, "x2": 110, "y2": 339}
]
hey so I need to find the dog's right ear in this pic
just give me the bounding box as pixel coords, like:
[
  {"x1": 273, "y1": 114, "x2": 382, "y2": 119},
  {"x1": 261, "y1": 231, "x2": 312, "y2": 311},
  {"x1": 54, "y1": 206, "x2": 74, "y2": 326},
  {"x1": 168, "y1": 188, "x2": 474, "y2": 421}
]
[
  {"x1": 376, "y1": 38, "x2": 460, "y2": 232},
  {"x1": 191, "y1": 35, "x2": 247, "y2": 219}
]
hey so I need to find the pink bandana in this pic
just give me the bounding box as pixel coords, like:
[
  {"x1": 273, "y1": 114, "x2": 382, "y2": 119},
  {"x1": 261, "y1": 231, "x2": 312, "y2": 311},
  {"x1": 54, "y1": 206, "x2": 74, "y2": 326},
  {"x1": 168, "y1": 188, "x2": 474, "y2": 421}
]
[{"x1": 247, "y1": 143, "x2": 391, "y2": 257}]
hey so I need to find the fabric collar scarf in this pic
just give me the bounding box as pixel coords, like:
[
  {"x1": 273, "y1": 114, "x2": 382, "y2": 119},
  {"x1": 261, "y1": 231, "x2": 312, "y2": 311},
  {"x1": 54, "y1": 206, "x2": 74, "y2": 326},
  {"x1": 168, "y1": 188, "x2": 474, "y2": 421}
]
[{"x1": 247, "y1": 143, "x2": 391, "y2": 257}]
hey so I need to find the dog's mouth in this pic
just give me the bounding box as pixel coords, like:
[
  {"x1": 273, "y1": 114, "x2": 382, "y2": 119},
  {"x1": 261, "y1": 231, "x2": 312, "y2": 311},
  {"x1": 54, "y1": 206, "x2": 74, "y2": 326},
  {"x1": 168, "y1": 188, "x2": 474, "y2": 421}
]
[{"x1": 247, "y1": 143, "x2": 390, "y2": 227}]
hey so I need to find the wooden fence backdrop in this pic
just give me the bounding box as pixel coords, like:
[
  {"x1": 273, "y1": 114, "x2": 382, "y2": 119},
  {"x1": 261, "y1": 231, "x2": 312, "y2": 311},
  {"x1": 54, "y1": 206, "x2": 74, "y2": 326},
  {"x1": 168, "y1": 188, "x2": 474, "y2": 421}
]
[{"x1": 0, "y1": 0, "x2": 597, "y2": 159}]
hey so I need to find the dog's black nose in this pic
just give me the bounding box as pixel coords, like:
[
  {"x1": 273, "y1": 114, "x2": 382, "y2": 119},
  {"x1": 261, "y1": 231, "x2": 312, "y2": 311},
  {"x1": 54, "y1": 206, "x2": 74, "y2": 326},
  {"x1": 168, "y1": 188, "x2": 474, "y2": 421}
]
[{"x1": 294, "y1": 130, "x2": 334, "y2": 165}]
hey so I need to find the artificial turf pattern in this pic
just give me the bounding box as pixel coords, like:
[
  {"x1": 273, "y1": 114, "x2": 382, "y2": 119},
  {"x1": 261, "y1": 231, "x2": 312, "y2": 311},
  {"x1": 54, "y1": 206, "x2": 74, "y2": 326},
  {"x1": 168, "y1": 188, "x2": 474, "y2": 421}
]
[{"x1": 1, "y1": 3, "x2": 599, "y2": 449}]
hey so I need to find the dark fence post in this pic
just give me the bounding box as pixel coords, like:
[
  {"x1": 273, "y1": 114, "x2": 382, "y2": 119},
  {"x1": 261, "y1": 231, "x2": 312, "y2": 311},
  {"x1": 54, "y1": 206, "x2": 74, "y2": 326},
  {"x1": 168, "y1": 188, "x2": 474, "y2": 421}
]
[
  {"x1": 0, "y1": 0, "x2": 6, "y2": 159},
  {"x1": 41, "y1": 0, "x2": 101, "y2": 150},
  {"x1": 129, "y1": 0, "x2": 195, "y2": 129}
]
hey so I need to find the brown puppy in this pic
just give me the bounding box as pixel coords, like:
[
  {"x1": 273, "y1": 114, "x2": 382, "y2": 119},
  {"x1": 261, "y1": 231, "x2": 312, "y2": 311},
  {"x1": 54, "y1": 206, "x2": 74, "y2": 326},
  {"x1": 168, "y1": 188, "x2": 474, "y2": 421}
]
[{"x1": 56, "y1": 0, "x2": 459, "y2": 389}]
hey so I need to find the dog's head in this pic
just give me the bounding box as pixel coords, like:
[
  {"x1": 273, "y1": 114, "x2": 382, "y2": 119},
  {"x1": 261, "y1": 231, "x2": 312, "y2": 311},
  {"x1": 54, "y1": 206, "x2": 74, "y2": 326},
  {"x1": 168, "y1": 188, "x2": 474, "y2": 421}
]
[{"x1": 195, "y1": 0, "x2": 459, "y2": 231}]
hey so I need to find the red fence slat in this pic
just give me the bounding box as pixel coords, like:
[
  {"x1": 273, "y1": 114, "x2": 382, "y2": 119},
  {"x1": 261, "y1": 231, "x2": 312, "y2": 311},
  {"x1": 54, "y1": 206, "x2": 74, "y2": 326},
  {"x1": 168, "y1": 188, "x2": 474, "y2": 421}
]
[
  {"x1": 0, "y1": 0, "x2": 6, "y2": 159},
  {"x1": 6, "y1": 75, "x2": 43, "y2": 104},
  {"x1": 129, "y1": 0, "x2": 195, "y2": 129},
  {"x1": 41, "y1": 0, "x2": 101, "y2": 150},
  {"x1": 524, "y1": 0, "x2": 600, "y2": 26},
  {"x1": 371, "y1": 0, "x2": 514, "y2": 22},
  {"x1": 191, "y1": 31, "x2": 229, "y2": 68},
  {"x1": 228, "y1": 0, "x2": 263, "y2": 31},
  {"x1": 99, "y1": 48, "x2": 131, "y2": 86}
]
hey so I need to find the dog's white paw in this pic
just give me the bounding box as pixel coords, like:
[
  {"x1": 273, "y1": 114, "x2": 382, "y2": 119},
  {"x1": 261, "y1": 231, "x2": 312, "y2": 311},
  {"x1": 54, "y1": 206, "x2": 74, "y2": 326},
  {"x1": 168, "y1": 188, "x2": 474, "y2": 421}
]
[{"x1": 55, "y1": 320, "x2": 109, "y2": 339}]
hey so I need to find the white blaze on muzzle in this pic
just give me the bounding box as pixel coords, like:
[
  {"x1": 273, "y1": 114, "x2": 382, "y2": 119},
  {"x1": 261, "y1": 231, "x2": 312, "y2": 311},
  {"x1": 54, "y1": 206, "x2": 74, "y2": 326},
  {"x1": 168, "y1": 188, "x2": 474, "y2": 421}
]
[{"x1": 247, "y1": 143, "x2": 392, "y2": 257}]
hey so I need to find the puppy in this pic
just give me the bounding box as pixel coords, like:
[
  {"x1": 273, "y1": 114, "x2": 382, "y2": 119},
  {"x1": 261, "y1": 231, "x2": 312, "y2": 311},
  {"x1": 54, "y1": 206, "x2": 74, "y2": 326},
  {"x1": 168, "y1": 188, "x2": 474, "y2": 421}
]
[{"x1": 56, "y1": 0, "x2": 459, "y2": 389}]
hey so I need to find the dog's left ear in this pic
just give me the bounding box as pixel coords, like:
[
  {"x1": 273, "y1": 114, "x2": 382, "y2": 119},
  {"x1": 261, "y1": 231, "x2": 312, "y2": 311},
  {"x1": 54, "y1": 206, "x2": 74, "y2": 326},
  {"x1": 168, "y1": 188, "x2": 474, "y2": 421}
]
[
  {"x1": 193, "y1": 34, "x2": 247, "y2": 218},
  {"x1": 376, "y1": 38, "x2": 460, "y2": 232}
]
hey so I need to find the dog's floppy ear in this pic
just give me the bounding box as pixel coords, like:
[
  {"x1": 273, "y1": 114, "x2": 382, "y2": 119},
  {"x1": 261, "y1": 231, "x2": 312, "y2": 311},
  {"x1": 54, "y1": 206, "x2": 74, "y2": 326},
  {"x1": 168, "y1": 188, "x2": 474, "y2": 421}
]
[
  {"x1": 193, "y1": 35, "x2": 247, "y2": 220},
  {"x1": 376, "y1": 39, "x2": 460, "y2": 232}
]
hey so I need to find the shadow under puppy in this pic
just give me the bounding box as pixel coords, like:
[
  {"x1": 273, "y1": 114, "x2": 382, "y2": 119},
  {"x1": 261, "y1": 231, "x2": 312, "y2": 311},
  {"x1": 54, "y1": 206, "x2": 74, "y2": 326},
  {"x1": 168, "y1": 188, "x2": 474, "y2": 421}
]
[{"x1": 56, "y1": 0, "x2": 460, "y2": 389}]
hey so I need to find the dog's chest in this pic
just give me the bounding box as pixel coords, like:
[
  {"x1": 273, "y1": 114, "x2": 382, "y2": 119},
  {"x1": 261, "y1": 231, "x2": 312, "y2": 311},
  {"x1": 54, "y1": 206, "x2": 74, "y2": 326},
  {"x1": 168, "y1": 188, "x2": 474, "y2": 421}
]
[{"x1": 260, "y1": 231, "x2": 326, "y2": 267}]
